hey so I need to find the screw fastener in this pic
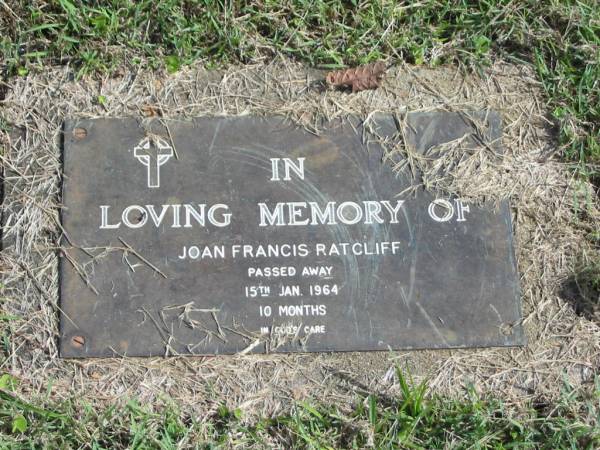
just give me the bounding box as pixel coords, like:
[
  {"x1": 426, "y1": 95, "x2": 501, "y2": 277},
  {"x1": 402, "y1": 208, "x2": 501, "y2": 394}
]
[
  {"x1": 71, "y1": 335, "x2": 85, "y2": 348},
  {"x1": 73, "y1": 127, "x2": 88, "y2": 140}
]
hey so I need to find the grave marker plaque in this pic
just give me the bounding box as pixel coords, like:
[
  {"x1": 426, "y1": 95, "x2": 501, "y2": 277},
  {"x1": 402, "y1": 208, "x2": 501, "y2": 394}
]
[{"x1": 60, "y1": 113, "x2": 524, "y2": 357}]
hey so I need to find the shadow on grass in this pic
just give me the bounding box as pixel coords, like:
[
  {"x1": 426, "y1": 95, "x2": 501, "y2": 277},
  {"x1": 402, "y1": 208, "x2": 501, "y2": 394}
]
[{"x1": 561, "y1": 265, "x2": 600, "y2": 323}]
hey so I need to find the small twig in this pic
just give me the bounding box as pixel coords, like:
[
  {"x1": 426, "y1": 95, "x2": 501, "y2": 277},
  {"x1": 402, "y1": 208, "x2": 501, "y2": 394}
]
[
  {"x1": 61, "y1": 251, "x2": 100, "y2": 296},
  {"x1": 161, "y1": 120, "x2": 180, "y2": 160},
  {"x1": 139, "y1": 306, "x2": 170, "y2": 346},
  {"x1": 236, "y1": 339, "x2": 261, "y2": 356},
  {"x1": 117, "y1": 237, "x2": 167, "y2": 278}
]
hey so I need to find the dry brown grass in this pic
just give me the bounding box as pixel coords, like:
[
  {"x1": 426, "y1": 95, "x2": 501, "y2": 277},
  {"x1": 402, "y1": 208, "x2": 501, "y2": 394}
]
[{"x1": 1, "y1": 58, "x2": 598, "y2": 418}]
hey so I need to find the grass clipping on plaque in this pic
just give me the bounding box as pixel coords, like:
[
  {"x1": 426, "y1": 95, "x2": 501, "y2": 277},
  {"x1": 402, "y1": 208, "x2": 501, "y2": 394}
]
[{"x1": 1, "y1": 58, "x2": 599, "y2": 421}]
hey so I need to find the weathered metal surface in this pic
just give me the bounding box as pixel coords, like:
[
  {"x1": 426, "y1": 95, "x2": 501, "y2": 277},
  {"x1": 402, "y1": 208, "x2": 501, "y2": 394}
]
[{"x1": 59, "y1": 113, "x2": 524, "y2": 357}]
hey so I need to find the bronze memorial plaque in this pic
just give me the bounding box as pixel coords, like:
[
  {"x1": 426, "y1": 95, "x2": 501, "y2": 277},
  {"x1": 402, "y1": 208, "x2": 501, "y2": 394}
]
[{"x1": 59, "y1": 113, "x2": 524, "y2": 357}]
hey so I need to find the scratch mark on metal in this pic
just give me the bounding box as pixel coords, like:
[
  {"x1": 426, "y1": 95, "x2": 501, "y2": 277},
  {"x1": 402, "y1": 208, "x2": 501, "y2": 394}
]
[
  {"x1": 206, "y1": 121, "x2": 222, "y2": 156},
  {"x1": 416, "y1": 303, "x2": 450, "y2": 347}
]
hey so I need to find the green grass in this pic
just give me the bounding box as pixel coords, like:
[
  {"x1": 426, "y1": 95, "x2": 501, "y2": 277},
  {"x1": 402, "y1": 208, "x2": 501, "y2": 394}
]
[
  {"x1": 1, "y1": 369, "x2": 598, "y2": 448},
  {"x1": 0, "y1": 0, "x2": 599, "y2": 173}
]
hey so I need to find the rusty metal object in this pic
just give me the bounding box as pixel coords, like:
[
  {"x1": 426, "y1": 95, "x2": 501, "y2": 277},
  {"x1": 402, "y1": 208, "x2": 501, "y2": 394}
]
[
  {"x1": 71, "y1": 335, "x2": 85, "y2": 348},
  {"x1": 72, "y1": 127, "x2": 87, "y2": 140}
]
